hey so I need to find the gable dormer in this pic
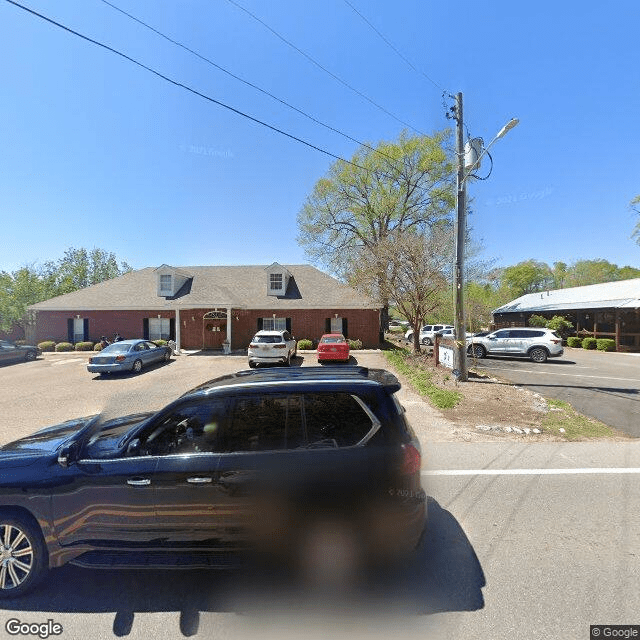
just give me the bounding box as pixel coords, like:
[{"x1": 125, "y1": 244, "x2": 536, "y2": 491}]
[
  {"x1": 154, "y1": 264, "x2": 191, "y2": 298},
  {"x1": 265, "y1": 262, "x2": 291, "y2": 297}
]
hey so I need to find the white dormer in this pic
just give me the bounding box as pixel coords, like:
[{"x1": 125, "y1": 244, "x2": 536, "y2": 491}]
[
  {"x1": 155, "y1": 264, "x2": 191, "y2": 297},
  {"x1": 265, "y1": 262, "x2": 291, "y2": 297}
]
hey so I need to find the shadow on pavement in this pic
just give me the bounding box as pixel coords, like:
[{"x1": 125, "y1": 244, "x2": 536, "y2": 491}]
[
  {"x1": 0, "y1": 499, "x2": 484, "y2": 635},
  {"x1": 90, "y1": 359, "x2": 176, "y2": 381}
]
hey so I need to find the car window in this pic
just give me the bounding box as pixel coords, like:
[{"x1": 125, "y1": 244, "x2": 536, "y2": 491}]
[
  {"x1": 493, "y1": 330, "x2": 510, "y2": 338},
  {"x1": 283, "y1": 331, "x2": 291, "y2": 341},
  {"x1": 146, "y1": 341, "x2": 158, "y2": 349},
  {"x1": 135, "y1": 342, "x2": 148, "y2": 351},
  {"x1": 321, "y1": 336, "x2": 345, "y2": 343},
  {"x1": 140, "y1": 400, "x2": 228, "y2": 456},
  {"x1": 101, "y1": 342, "x2": 131, "y2": 354},
  {"x1": 253, "y1": 335, "x2": 283, "y2": 344},
  {"x1": 304, "y1": 393, "x2": 374, "y2": 448},
  {"x1": 434, "y1": 325, "x2": 443, "y2": 331},
  {"x1": 225, "y1": 395, "x2": 303, "y2": 452}
]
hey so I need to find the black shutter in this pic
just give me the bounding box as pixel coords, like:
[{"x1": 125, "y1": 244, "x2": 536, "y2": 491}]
[
  {"x1": 286, "y1": 318, "x2": 292, "y2": 333},
  {"x1": 143, "y1": 318, "x2": 149, "y2": 340},
  {"x1": 325, "y1": 318, "x2": 331, "y2": 333},
  {"x1": 342, "y1": 317, "x2": 348, "y2": 338},
  {"x1": 67, "y1": 318, "x2": 73, "y2": 343},
  {"x1": 257, "y1": 318, "x2": 263, "y2": 331},
  {"x1": 169, "y1": 318, "x2": 176, "y2": 340},
  {"x1": 83, "y1": 318, "x2": 89, "y2": 342}
]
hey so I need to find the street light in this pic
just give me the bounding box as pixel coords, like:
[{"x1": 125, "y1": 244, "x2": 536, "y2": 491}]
[{"x1": 452, "y1": 92, "x2": 518, "y2": 382}]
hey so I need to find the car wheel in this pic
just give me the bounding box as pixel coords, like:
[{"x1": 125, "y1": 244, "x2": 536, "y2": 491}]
[
  {"x1": 0, "y1": 513, "x2": 48, "y2": 598},
  {"x1": 472, "y1": 344, "x2": 486, "y2": 359},
  {"x1": 421, "y1": 337, "x2": 432, "y2": 346},
  {"x1": 132, "y1": 359, "x2": 143, "y2": 373},
  {"x1": 164, "y1": 351, "x2": 171, "y2": 362},
  {"x1": 248, "y1": 361, "x2": 256, "y2": 369},
  {"x1": 24, "y1": 351, "x2": 36, "y2": 362},
  {"x1": 529, "y1": 347, "x2": 548, "y2": 363}
]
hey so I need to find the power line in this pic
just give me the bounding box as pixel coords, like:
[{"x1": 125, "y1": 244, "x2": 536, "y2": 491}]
[
  {"x1": 4, "y1": 0, "x2": 389, "y2": 174},
  {"x1": 98, "y1": 0, "x2": 406, "y2": 170},
  {"x1": 342, "y1": 0, "x2": 447, "y2": 93},
  {"x1": 224, "y1": 0, "x2": 426, "y2": 135}
]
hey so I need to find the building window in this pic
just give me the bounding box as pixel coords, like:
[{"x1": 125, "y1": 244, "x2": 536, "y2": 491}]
[
  {"x1": 263, "y1": 317, "x2": 286, "y2": 331},
  {"x1": 159, "y1": 274, "x2": 172, "y2": 293},
  {"x1": 73, "y1": 317, "x2": 85, "y2": 343},
  {"x1": 149, "y1": 317, "x2": 170, "y2": 340},
  {"x1": 269, "y1": 273, "x2": 283, "y2": 291}
]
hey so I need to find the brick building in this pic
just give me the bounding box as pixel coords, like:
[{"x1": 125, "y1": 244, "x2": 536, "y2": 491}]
[{"x1": 28, "y1": 263, "x2": 382, "y2": 351}]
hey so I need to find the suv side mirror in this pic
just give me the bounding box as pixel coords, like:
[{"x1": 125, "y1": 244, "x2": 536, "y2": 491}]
[{"x1": 58, "y1": 442, "x2": 79, "y2": 467}]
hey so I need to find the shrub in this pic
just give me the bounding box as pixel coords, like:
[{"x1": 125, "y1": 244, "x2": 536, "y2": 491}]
[
  {"x1": 528, "y1": 314, "x2": 547, "y2": 327},
  {"x1": 297, "y1": 339, "x2": 313, "y2": 350},
  {"x1": 546, "y1": 315, "x2": 574, "y2": 339},
  {"x1": 38, "y1": 341, "x2": 56, "y2": 352},
  {"x1": 55, "y1": 342, "x2": 74, "y2": 352},
  {"x1": 582, "y1": 337, "x2": 597, "y2": 350},
  {"x1": 75, "y1": 341, "x2": 94, "y2": 351},
  {"x1": 566, "y1": 337, "x2": 582, "y2": 348},
  {"x1": 153, "y1": 339, "x2": 167, "y2": 346},
  {"x1": 348, "y1": 338, "x2": 363, "y2": 350},
  {"x1": 94, "y1": 342, "x2": 104, "y2": 351},
  {"x1": 596, "y1": 338, "x2": 616, "y2": 352}
]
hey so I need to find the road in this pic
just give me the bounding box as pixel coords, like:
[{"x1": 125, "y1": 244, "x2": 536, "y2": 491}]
[
  {"x1": 0, "y1": 353, "x2": 638, "y2": 639},
  {"x1": 471, "y1": 348, "x2": 640, "y2": 437}
]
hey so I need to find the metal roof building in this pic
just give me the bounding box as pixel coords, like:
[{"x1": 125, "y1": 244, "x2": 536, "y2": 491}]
[{"x1": 492, "y1": 279, "x2": 640, "y2": 351}]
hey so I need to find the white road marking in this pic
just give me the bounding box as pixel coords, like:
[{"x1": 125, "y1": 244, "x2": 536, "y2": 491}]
[
  {"x1": 423, "y1": 468, "x2": 640, "y2": 476},
  {"x1": 51, "y1": 358, "x2": 84, "y2": 366},
  {"x1": 479, "y1": 366, "x2": 639, "y2": 384}
]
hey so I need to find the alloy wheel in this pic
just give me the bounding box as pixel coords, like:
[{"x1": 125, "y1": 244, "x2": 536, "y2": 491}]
[{"x1": 0, "y1": 524, "x2": 33, "y2": 591}]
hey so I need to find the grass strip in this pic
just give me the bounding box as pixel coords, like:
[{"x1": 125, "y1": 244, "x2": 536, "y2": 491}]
[
  {"x1": 384, "y1": 349, "x2": 462, "y2": 410},
  {"x1": 543, "y1": 399, "x2": 617, "y2": 440}
]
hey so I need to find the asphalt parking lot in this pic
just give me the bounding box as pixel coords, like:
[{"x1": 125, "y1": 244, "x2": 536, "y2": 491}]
[
  {"x1": 472, "y1": 348, "x2": 640, "y2": 437},
  {"x1": 0, "y1": 351, "x2": 638, "y2": 640}
]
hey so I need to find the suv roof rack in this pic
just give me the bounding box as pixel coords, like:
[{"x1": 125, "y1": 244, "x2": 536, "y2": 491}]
[{"x1": 183, "y1": 366, "x2": 401, "y2": 396}]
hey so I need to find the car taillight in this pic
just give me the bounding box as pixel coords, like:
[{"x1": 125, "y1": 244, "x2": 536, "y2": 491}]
[
  {"x1": 249, "y1": 343, "x2": 258, "y2": 348},
  {"x1": 273, "y1": 344, "x2": 286, "y2": 349},
  {"x1": 551, "y1": 339, "x2": 561, "y2": 344},
  {"x1": 115, "y1": 355, "x2": 126, "y2": 362},
  {"x1": 88, "y1": 357, "x2": 94, "y2": 364},
  {"x1": 401, "y1": 443, "x2": 421, "y2": 475}
]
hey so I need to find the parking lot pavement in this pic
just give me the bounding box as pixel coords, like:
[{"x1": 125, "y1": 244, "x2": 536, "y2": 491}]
[{"x1": 472, "y1": 348, "x2": 640, "y2": 437}]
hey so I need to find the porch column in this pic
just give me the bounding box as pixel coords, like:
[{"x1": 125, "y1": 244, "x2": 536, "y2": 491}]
[
  {"x1": 175, "y1": 308, "x2": 181, "y2": 354},
  {"x1": 226, "y1": 307, "x2": 232, "y2": 350},
  {"x1": 615, "y1": 310, "x2": 620, "y2": 351}
]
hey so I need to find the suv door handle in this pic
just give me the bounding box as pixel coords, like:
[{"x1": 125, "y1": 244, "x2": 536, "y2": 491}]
[
  {"x1": 127, "y1": 478, "x2": 151, "y2": 486},
  {"x1": 187, "y1": 477, "x2": 212, "y2": 484}
]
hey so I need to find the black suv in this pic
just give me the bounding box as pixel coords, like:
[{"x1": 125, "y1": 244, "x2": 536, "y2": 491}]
[{"x1": 0, "y1": 366, "x2": 425, "y2": 596}]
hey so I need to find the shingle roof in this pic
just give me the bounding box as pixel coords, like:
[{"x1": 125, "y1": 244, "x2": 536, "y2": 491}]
[
  {"x1": 493, "y1": 278, "x2": 640, "y2": 314},
  {"x1": 29, "y1": 265, "x2": 379, "y2": 311}
]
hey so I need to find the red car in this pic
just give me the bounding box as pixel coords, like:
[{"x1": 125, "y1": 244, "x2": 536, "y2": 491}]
[{"x1": 317, "y1": 333, "x2": 350, "y2": 363}]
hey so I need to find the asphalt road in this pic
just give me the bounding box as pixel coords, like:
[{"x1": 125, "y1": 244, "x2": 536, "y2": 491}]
[
  {"x1": 471, "y1": 348, "x2": 640, "y2": 438},
  {"x1": 0, "y1": 353, "x2": 638, "y2": 639}
]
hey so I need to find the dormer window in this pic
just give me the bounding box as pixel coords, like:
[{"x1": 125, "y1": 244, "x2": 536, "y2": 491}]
[
  {"x1": 270, "y1": 273, "x2": 283, "y2": 291},
  {"x1": 160, "y1": 274, "x2": 172, "y2": 294}
]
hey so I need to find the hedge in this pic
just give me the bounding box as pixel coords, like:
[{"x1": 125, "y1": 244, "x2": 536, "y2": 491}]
[
  {"x1": 153, "y1": 340, "x2": 167, "y2": 346},
  {"x1": 297, "y1": 339, "x2": 313, "y2": 350},
  {"x1": 54, "y1": 342, "x2": 74, "y2": 352},
  {"x1": 348, "y1": 338, "x2": 363, "y2": 350},
  {"x1": 582, "y1": 337, "x2": 597, "y2": 350},
  {"x1": 528, "y1": 314, "x2": 548, "y2": 327},
  {"x1": 94, "y1": 342, "x2": 104, "y2": 351},
  {"x1": 38, "y1": 341, "x2": 56, "y2": 352},
  {"x1": 75, "y1": 341, "x2": 94, "y2": 351},
  {"x1": 596, "y1": 338, "x2": 616, "y2": 352},
  {"x1": 566, "y1": 337, "x2": 582, "y2": 348}
]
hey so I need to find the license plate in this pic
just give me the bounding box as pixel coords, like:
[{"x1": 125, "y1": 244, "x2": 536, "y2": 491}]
[{"x1": 330, "y1": 347, "x2": 337, "y2": 352}]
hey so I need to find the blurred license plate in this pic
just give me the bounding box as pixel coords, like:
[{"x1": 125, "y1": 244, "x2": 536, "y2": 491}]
[{"x1": 330, "y1": 347, "x2": 337, "y2": 352}]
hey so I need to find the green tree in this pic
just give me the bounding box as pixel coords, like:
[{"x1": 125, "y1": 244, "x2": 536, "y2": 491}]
[
  {"x1": 631, "y1": 195, "x2": 640, "y2": 245},
  {"x1": 527, "y1": 314, "x2": 548, "y2": 327},
  {"x1": 297, "y1": 130, "x2": 455, "y2": 327},
  {"x1": 564, "y1": 259, "x2": 621, "y2": 287},
  {"x1": 500, "y1": 260, "x2": 553, "y2": 297},
  {"x1": 546, "y1": 315, "x2": 574, "y2": 339}
]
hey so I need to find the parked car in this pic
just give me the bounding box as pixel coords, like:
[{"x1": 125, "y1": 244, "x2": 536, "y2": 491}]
[
  {"x1": 317, "y1": 333, "x2": 350, "y2": 363},
  {"x1": 404, "y1": 324, "x2": 454, "y2": 345},
  {"x1": 87, "y1": 339, "x2": 172, "y2": 375},
  {"x1": 248, "y1": 330, "x2": 296, "y2": 368},
  {"x1": 0, "y1": 366, "x2": 426, "y2": 596},
  {"x1": 467, "y1": 328, "x2": 564, "y2": 363},
  {"x1": 434, "y1": 328, "x2": 455, "y2": 339},
  {"x1": 0, "y1": 340, "x2": 40, "y2": 364}
]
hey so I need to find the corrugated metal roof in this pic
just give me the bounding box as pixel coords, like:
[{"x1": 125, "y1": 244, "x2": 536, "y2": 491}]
[{"x1": 493, "y1": 279, "x2": 640, "y2": 314}]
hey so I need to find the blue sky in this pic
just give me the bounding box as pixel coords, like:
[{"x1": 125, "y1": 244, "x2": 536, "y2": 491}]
[{"x1": 1, "y1": 0, "x2": 639, "y2": 274}]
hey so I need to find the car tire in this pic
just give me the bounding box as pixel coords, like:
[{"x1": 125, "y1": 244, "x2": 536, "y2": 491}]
[
  {"x1": 421, "y1": 337, "x2": 432, "y2": 346},
  {"x1": 132, "y1": 359, "x2": 143, "y2": 374},
  {"x1": 471, "y1": 344, "x2": 486, "y2": 359},
  {"x1": 0, "y1": 512, "x2": 48, "y2": 598},
  {"x1": 248, "y1": 361, "x2": 256, "y2": 369},
  {"x1": 24, "y1": 351, "x2": 36, "y2": 362},
  {"x1": 529, "y1": 347, "x2": 548, "y2": 363},
  {"x1": 164, "y1": 351, "x2": 171, "y2": 362}
]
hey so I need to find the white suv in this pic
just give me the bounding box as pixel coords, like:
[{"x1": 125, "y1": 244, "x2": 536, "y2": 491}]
[
  {"x1": 404, "y1": 324, "x2": 454, "y2": 345},
  {"x1": 468, "y1": 328, "x2": 563, "y2": 363},
  {"x1": 248, "y1": 330, "x2": 297, "y2": 368}
]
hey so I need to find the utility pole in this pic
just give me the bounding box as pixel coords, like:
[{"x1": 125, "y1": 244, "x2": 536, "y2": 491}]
[{"x1": 453, "y1": 91, "x2": 468, "y2": 381}]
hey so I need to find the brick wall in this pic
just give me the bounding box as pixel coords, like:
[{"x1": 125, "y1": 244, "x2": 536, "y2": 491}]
[{"x1": 35, "y1": 307, "x2": 381, "y2": 349}]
